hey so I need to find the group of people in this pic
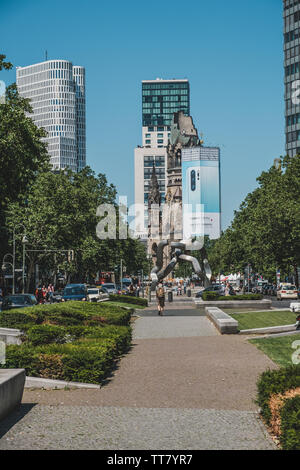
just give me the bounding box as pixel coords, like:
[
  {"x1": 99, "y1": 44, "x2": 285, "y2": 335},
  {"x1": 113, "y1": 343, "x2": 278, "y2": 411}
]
[{"x1": 35, "y1": 284, "x2": 54, "y2": 304}]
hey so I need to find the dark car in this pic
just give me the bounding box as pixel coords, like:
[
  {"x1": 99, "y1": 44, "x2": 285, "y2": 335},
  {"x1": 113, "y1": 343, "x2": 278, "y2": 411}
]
[
  {"x1": 1, "y1": 294, "x2": 37, "y2": 311},
  {"x1": 195, "y1": 285, "x2": 224, "y2": 298},
  {"x1": 51, "y1": 291, "x2": 63, "y2": 303},
  {"x1": 63, "y1": 284, "x2": 88, "y2": 302}
]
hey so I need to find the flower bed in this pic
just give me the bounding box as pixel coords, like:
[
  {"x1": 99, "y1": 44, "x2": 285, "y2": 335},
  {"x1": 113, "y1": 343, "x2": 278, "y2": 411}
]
[
  {"x1": 256, "y1": 365, "x2": 300, "y2": 449},
  {"x1": 0, "y1": 301, "x2": 132, "y2": 384}
]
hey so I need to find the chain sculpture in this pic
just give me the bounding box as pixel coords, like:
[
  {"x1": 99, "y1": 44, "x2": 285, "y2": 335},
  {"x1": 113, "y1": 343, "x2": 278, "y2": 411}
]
[{"x1": 150, "y1": 239, "x2": 212, "y2": 291}]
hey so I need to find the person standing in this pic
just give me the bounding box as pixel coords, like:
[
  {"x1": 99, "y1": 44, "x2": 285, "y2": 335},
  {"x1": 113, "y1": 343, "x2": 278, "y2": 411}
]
[
  {"x1": 48, "y1": 284, "x2": 54, "y2": 303},
  {"x1": 156, "y1": 284, "x2": 165, "y2": 316},
  {"x1": 225, "y1": 283, "x2": 230, "y2": 296}
]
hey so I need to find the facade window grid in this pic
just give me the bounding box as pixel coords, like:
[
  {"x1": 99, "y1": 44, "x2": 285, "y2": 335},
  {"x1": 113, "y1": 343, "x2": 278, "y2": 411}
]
[{"x1": 17, "y1": 61, "x2": 86, "y2": 172}]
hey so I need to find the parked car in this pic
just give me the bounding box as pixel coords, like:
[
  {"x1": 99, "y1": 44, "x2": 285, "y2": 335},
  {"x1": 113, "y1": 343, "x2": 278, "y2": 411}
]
[
  {"x1": 277, "y1": 284, "x2": 298, "y2": 301},
  {"x1": 87, "y1": 287, "x2": 109, "y2": 302},
  {"x1": 1, "y1": 294, "x2": 37, "y2": 311},
  {"x1": 63, "y1": 284, "x2": 88, "y2": 302},
  {"x1": 115, "y1": 284, "x2": 129, "y2": 295},
  {"x1": 50, "y1": 290, "x2": 64, "y2": 303},
  {"x1": 101, "y1": 283, "x2": 118, "y2": 294},
  {"x1": 195, "y1": 285, "x2": 224, "y2": 298}
]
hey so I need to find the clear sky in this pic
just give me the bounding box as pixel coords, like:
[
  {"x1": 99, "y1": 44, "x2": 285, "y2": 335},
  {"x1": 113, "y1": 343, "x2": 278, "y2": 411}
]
[{"x1": 0, "y1": 0, "x2": 284, "y2": 229}]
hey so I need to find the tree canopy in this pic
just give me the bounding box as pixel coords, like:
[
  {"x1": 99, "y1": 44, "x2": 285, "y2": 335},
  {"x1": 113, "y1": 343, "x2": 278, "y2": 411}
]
[
  {"x1": 6, "y1": 167, "x2": 148, "y2": 289},
  {"x1": 208, "y1": 155, "x2": 300, "y2": 284}
]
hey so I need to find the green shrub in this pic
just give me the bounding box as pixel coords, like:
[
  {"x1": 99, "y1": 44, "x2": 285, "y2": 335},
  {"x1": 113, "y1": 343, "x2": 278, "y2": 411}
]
[
  {"x1": 221, "y1": 294, "x2": 263, "y2": 301},
  {"x1": 0, "y1": 324, "x2": 132, "y2": 384},
  {"x1": 256, "y1": 365, "x2": 300, "y2": 425},
  {"x1": 280, "y1": 395, "x2": 300, "y2": 450},
  {"x1": 201, "y1": 293, "x2": 263, "y2": 301},
  {"x1": 0, "y1": 301, "x2": 132, "y2": 329},
  {"x1": 109, "y1": 294, "x2": 148, "y2": 307},
  {"x1": 26, "y1": 324, "x2": 69, "y2": 346},
  {"x1": 202, "y1": 292, "x2": 219, "y2": 301},
  {"x1": 0, "y1": 301, "x2": 133, "y2": 384}
]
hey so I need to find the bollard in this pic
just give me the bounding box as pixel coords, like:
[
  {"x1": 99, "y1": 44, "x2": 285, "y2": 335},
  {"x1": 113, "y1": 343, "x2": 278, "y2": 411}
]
[
  {"x1": 187, "y1": 288, "x2": 191, "y2": 298},
  {"x1": 168, "y1": 290, "x2": 173, "y2": 302}
]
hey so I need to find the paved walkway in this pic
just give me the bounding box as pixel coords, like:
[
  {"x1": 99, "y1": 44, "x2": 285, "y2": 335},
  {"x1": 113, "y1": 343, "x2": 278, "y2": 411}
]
[{"x1": 0, "y1": 302, "x2": 277, "y2": 450}]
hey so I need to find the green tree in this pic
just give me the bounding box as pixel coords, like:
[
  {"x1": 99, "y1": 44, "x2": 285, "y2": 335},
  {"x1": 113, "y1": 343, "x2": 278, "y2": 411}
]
[
  {"x1": 208, "y1": 155, "x2": 300, "y2": 285},
  {"x1": 0, "y1": 54, "x2": 50, "y2": 266},
  {"x1": 6, "y1": 167, "x2": 147, "y2": 290}
]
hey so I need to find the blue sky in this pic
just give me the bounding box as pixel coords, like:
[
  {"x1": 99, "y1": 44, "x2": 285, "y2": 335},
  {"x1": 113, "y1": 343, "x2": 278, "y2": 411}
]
[{"x1": 0, "y1": 0, "x2": 284, "y2": 229}]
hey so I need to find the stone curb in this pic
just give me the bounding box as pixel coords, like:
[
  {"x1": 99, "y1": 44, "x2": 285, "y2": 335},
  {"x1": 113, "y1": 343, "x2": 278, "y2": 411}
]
[
  {"x1": 25, "y1": 376, "x2": 100, "y2": 389},
  {"x1": 196, "y1": 299, "x2": 272, "y2": 311},
  {"x1": 239, "y1": 324, "x2": 298, "y2": 335}
]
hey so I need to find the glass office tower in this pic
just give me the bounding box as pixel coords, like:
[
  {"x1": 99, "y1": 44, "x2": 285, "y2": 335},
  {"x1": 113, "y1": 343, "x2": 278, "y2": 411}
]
[
  {"x1": 283, "y1": 0, "x2": 300, "y2": 156},
  {"x1": 135, "y1": 79, "x2": 190, "y2": 238},
  {"x1": 16, "y1": 60, "x2": 86, "y2": 172},
  {"x1": 142, "y1": 79, "x2": 190, "y2": 148}
]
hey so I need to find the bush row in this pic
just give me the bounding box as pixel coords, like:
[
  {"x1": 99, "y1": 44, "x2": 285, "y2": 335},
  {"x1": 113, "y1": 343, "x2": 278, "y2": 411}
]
[
  {"x1": 202, "y1": 292, "x2": 263, "y2": 301},
  {"x1": 256, "y1": 365, "x2": 300, "y2": 450},
  {"x1": 109, "y1": 294, "x2": 148, "y2": 307},
  {"x1": 256, "y1": 365, "x2": 300, "y2": 424},
  {"x1": 280, "y1": 395, "x2": 300, "y2": 450},
  {"x1": 0, "y1": 301, "x2": 133, "y2": 384},
  {"x1": 0, "y1": 301, "x2": 132, "y2": 329}
]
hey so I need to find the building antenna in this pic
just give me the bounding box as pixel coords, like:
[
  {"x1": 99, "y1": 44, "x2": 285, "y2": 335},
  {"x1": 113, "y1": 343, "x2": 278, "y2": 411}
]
[{"x1": 45, "y1": 50, "x2": 48, "y2": 61}]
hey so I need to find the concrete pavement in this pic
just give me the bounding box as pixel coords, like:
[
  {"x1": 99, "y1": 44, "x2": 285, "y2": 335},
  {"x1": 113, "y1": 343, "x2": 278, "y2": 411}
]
[{"x1": 0, "y1": 300, "x2": 277, "y2": 450}]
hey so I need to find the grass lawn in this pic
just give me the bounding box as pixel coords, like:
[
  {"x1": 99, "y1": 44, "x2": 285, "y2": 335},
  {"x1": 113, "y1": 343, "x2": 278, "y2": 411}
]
[
  {"x1": 230, "y1": 311, "x2": 297, "y2": 330},
  {"x1": 223, "y1": 308, "x2": 266, "y2": 314},
  {"x1": 250, "y1": 334, "x2": 300, "y2": 367},
  {"x1": 104, "y1": 301, "x2": 146, "y2": 310}
]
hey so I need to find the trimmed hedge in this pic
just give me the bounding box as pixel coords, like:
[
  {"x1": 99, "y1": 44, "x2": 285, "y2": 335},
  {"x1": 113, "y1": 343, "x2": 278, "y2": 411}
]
[
  {"x1": 280, "y1": 395, "x2": 300, "y2": 450},
  {"x1": 202, "y1": 292, "x2": 263, "y2": 301},
  {"x1": 0, "y1": 301, "x2": 132, "y2": 329},
  {"x1": 202, "y1": 292, "x2": 219, "y2": 301},
  {"x1": 0, "y1": 301, "x2": 132, "y2": 384},
  {"x1": 109, "y1": 294, "x2": 148, "y2": 307},
  {"x1": 256, "y1": 365, "x2": 300, "y2": 425}
]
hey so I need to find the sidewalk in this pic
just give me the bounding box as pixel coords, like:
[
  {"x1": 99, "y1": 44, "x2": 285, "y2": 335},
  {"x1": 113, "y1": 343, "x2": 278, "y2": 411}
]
[{"x1": 0, "y1": 302, "x2": 277, "y2": 450}]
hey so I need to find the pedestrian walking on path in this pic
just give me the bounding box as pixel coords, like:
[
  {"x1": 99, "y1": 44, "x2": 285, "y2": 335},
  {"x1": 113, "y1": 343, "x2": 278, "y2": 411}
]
[{"x1": 156, "y1": 284, "x2": 165, "y2": 316}]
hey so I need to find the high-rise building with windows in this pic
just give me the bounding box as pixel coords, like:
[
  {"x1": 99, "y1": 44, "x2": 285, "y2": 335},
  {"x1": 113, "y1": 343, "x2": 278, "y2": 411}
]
[
  {"x1": 283, "y1": 0, "x2": 300, "y2": 156},
  {"x1": 16, "y1": 60, "x2": 86, "y2": 172},
  {"x1": 134, "y1": 78, "x2": 190, "y2": 238}
]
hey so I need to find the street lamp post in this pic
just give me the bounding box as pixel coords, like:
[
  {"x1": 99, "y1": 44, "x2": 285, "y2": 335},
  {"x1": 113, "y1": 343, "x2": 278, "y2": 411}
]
[
  {"x1": 22, "y1": 235, "x2": 29, "y2": 293},
  {"x1": 147, "y1": 254, "x2": 152, "y2": 303},
  {"x1": 2, "y1": 256, "x2": 13, "y2": 294},
  {"x1": 120, "y1": 258, "x2": 123, "y2": 293}
]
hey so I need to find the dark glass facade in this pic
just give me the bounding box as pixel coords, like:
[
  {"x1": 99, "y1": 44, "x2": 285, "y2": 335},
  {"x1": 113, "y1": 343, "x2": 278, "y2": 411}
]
[
  {"x1": 142, "y1": 80, "x2": 190, "y2": 127},
  {"x1": 284, "y1": 0, "x2": 300, "y2": 155}
]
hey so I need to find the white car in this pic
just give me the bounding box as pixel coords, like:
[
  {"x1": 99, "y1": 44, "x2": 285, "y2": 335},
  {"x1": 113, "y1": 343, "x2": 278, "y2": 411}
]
[
  {"x1": 87, "y1": 287, "x2": 109, "y2": 302},
  {"x1": 277, "y1": 284, "x2": 298, "y2": 301},
  {"x1": 290, "y1": 302, "x2": 300, "y2": 313}
]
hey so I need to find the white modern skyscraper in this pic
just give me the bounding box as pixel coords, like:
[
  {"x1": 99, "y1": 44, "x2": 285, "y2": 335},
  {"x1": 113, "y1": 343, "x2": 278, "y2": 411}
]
[
  {"x1": 16, "y1": 60, "x2": 86, "y2": 172},
  {"x1": 134, "y1": 78, "x2": 190, "y2": 239}
]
